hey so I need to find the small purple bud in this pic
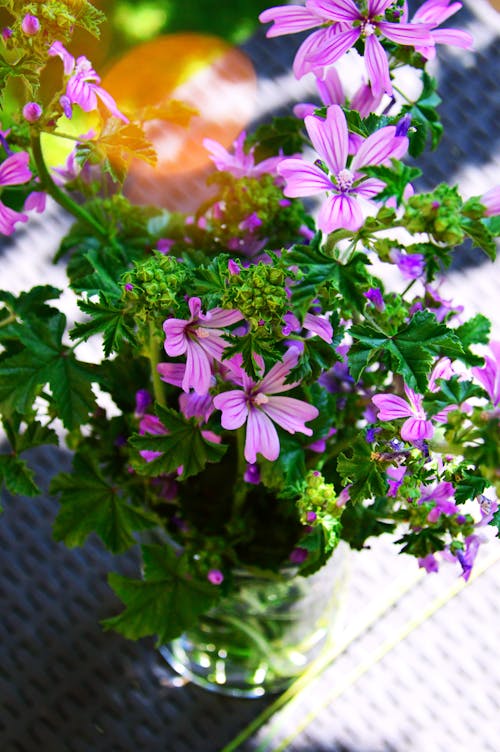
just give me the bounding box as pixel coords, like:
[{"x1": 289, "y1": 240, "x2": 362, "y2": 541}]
[
  {"x1": 59, "y1": 94, "x2": 73, "y2": 119},
  {"x1": 21, "y1": 14, "x2": 40, "y2": 35},
  {"x1": 290, "y1": 547, "x2": 309, "y2": 565},
  {"x1": 207, "y1": 569, "x2": 224, "y2": 585},
  {"x1": 134, "y1": 388, "x2": 152, "y2": 416},
  {"x1": 456, "y1": 515, "x2": 467, "y2": 525},
  {"x1": 1, "y1": 27, "x2": 13, "y2": 41},
  {"x1": 431, "y1": 201, "x2": 440, "y2": 210},
  {"x1": 124, "y1": 283, "x2": 134, "y2": 291},
  {"x1": 157, "y1": 238, "x2": 174, "y2": 254},
  {"x1": 22, "y1": 102, "x2": 42, "y2": 122},
  {"x1": 395, "y1": 113, "x2": 412, "y2": 138},
  {"x1": 244, "y1": 463, "x2": 260, "y2": 484},
  {"x1": 306, "y1": 511, "x2": 317, "y2": 523},
  {"x1": 278, "y1": 198, "x2": 291, "y2": 207},
  {"x1": 227, "y1": 259, "x2": 240, "y2": 275},
  {"x1": 364, "y1": 287, "x2": 385, "y2": 312}
]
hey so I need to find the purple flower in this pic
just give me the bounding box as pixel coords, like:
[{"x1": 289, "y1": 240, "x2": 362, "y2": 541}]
[
  {"x1": 476, "y1": 495, "x2": 499, "y2": 526},
  {"x1": 389, "y1": 248, "x2": 425, "y2": 279},
  {"x1": 278, "y1": 105, "x2": 408, "y2": 233},
  {"x1": 24, "y1": 190, "x2": 46, "y2": 213},
  {"x1": 290, "y1": 547, "x2": 309, "y2": 564},
  {"x1": 48, "y1": 41, "x2": 128, "y2": 122},
  {"x1": 22, "y1": 102, "x2": 42, "y2": 122},
  {"x1": 419, "y1": 480, "x2": 458, "y2": 522},
  {"x1": 294, "y1": 67, "x2": 383, "y2": 122},
  {"x1": 456, "y1": 534, "x2": 481, "y2": 581},
  {"x1": 480, "y1": 186, "x2": 500, "y2": 217},
  {"x1": 372, "y1": 384, "x2": 434, "y2": 442},
  {"x1": 157, "y1": 238, "x2": 175, "y2": 254},
  {"x1": 471, "y1": 341, "x2": 500, "y2": 407},
  {"x1": 207, "y1": 569, "x2": 224, "y2": 585},
  {"x1": 364, "y1": 287, "x2": 385, "y2": 311},
  {"x1": 134, "y1": 389, "x2": 152, "y2": 416},
  {"x1": 244, "y1": 463, "x2": 261, "y2": 484},
  {"x1": 387, "y1": 465, "x2": 406, "y2": 496},
  {"x1": 203, "y1": 131, "x2": 284, "y2": 179},
  {"x1": 163, "y1": 297, "x2": 243, "y2": 395},
  {"x1": 0, "y1": 151, "x2": 32, "y2": 235},
  {"x1": 405, "y1": 0, "x2": 474, "y2": 61},
  {"x1": 260, "y1": 1, "x2": 434, "y2": 93},
  {"x1": 21, "y1": 14, "x2": 40, "y2": 35},
  {"x1": 213, "y1": 348, "x2": 319, "y2": 463},
  {"x1": 418, "y1": 553, "x2": 439, "y2": 573}
]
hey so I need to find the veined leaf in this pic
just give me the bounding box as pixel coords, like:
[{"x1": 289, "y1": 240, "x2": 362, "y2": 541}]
[
  {"x1": 130, "y1": 404, "x2": 227, "y2": 480},
  {"x1": 0, "y1": 455, "x2": 39, "y2": 498},
  {"x1": 51, "y1": 453, "x2": 159, "y2": 553},
  {"x1": 103, "y1": 544, "x2": 219, "y2": 644},
  {"x1": 337, "y1": 437, "x2": 388, "y2": 503}
]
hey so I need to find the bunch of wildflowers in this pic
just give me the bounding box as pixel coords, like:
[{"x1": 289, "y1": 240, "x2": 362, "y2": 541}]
[{"x1": 0, "y1": 0, "x2": 499, "y2": 644}]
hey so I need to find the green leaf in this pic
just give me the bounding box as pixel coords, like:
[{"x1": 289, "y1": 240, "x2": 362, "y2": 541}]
[
  {"x1": 460, "y1": 218, "x2": 497, "y2": 261},
  {"x1": 340, "y1": 496, "x2": 395, "y2": 550},
  {"x1": 0, "y1": 454, "x2": 39, "y2": 497},
  {"x1": 362, "y1": 161, "x2": 422, "y2": 206},
  {"x1": 103, "y1": 544, "x2": 219, "y2": 644},
  {"x1": 0, "y1": 313, "x2": 97, "y2": 429},
  {"x1": 337, "y1": 437, "x2": 388, "y2": 503},
  {"x1": 349, "y1": 310, "x2": 464, "y2": 392},
  {"x1": 51, "y1": 453, "x2": 159, "y2": 553},
  {"x1": 71, "y1": 294, "x2": 136, "y2": 356},
  {"x1": 454, "y1": 314, "x2": 491, "y2": 350},
  {"x1": 130, "y1": 405, "x2": 227, "y2": 480},
  {"x1": 246, "y1": 116, "x2": 306, "y2": 161},
  {"x1": 423, "y1": 377, "x2": 484, "y2": 418},
  {"x1": 454, "y1": 472, "x2": 488, "y2": 505}
]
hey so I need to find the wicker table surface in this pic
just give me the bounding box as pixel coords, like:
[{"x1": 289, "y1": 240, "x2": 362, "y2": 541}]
[{"x1": 1, "y1": 2, "x2": 500, "y2": 751}]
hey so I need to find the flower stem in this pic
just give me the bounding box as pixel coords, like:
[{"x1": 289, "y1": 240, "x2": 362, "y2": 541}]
[
  {"x1": 147, "y1": 323, "x2": 166, "y2": 407},
  {"x1": 30, "y1": 132, "x2": 112, "y2": 243}
]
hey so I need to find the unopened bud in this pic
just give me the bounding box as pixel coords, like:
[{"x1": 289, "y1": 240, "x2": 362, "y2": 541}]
[
  {"x1": 21, "y1": 14, "x2": 40, "y2": 35},
  {"x1": 22, "y1": 102, "x2": 42, "y2": 122}
]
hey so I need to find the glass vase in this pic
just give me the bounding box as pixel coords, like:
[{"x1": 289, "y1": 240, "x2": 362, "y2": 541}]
[{"x1": 159, "y1": 548, "x2": 348, "y2": 698}]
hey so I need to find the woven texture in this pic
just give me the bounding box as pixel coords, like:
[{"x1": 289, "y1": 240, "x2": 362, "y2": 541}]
[{"x1": 1, "y1": 2, "x2": 500, "y2": 751}]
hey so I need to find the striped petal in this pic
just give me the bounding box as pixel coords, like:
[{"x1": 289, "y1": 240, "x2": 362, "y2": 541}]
[
  {"x1": 213, "y1": 389, "x2": 248, "y2": 430},
  {"x1": 263, "y1": 396, "x2": 318, "y2": 435},
  {"x1": 305, "y1": 104, "x2": 348, "y2": 174},
  {"x1": 245, "y1": 407, "x2": 280, "y2": 462},
  {"x1": 318, "y1": 193, "x2": 363, "y2": 232},
  {"x1": 259, "y1": 5, "x2": 323, "y2": 37},
  {"x1": 278, "y1": 158, "x2": 334, "y2": 197},
  {"x1": 364, "y1": 35, "x2": 392, "y2": 97}
]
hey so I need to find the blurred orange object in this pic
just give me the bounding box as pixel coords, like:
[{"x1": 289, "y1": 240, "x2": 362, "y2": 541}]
[{"x1": 101, "y1": 34, "x2": 257, "y2": 211}]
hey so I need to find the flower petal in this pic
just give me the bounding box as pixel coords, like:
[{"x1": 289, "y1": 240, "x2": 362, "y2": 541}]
[
  {"x1": 213, "y1": 389, "x2": 248, "y2": 430},
  {"x1": 0, "y1": 151, "x2": 32, "y2": 187},
  {"x1": 401, "y1": 417, "x2": 434, "y2": 441},
  {"x1": 309, "y1": 0, "x2": 360, "y2": 22},
  {"x1": 372, "y1": 393, "x2": 413, "y2": 420},
  {"x1": 278, "y1": 158, "x2": 334, "y2": 197},
  {"x1": 163, "y1": 318, "x2": 188, "y2": 357},
  {"x1": 245, "y1": 407, "x2": 280, "y2": 462},
  {"x1": 157, "y1": 362, "x2": 186, "y2": 387},
  {"x1": 378, "y1": 21, "x2": 434, "y2": 46},
  {"x1": 351, "y1": 125, "x2": 400, "y2": 170},
  {"x1": 305, "y1": 27, "x2": 361, "y2": 70},
  {"x1": 318, "y1": 193, "x2": 363, "y2": 232},
  {"x1": 199, "y1": 307, "x2": 244, "y2": 328},
  {"x1": 305, "y1": 104, "x2": 348, "y2": 174},
  {"x1": 263, "y1": 396, "x2": 318, "y2": 435},
  {"x1": 259, "y1": 5, "x2": 323, "y2": 37},
  {"x1": 183, "y1": 340, "x2": 213, "y2": 394},
  {"x1": 364, "y1": 35, "x2": 392, "y2": 97},
  {"x1": 0, "y1": 201, "x2": 28, "y2": 235},
  {"x1": 259, "y1": 348, "x2": 300, "y2": 394}
]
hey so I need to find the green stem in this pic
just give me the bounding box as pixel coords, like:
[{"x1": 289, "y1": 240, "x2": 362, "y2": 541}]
[
  {"x1": 30, "y1": 133, "x2": 111, "y2": 242},
  {"x1": 147, "y1": 323, "x2": 166, "y2": 407},
  {"x1": 0, "y1": 312, "x2": 16, "y2": 328},
  {"x1": 230, "y1": 427, "x2": 249, "y2": 524}
]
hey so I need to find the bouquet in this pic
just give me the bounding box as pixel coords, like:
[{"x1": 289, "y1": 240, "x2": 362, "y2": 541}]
[{"x1": 0, "y1": 0, "x2": 499, "y2": 662}]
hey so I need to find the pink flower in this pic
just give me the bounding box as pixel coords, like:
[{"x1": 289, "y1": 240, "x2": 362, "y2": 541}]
[
  {"x1": 277, "y1": 104, "x2": 408, "y2": 232},
  {"x1": 294, "y1": 66, "x2": 384, "y2": 122},
  {"x1": 213, "y1": 348, "x2": 319, "y2": 463},
  {"x1": 480, "y1": 186, "x2": 500, "y2": 217},
  {"x1": 163, "y1": 297, "x2": 243, "y2": 395},
  {"x1": 203, "y1": 131, "x2": 284, "y2": 179},
  {"x1": 24, "y1": 190, "x2": 46, "y2": 213},
  {"x1": 48, "y1": 41, "x2": 128, "y2": 122},
  {"x1": 472, "y1": 341, "x2": 500, "y2": 407},
  {"x1": 0, "y1": 151, "x2": 32, "y2": 235},
  {"x1": 405, "y1": 0, "x2": 474, "y2": 60},
  {"x1": 372, "y1": 384, "x2": 435, "y2": 442},
  {"x1": 260, "y1": 0, "x2": 434, "y2": 94},
  {"x1": 419, "y1": 480, "x2": 458, "y2": 522}
]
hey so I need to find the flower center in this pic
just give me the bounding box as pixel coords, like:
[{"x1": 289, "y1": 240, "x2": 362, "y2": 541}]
[
  {"x1": 253, "y1": 392, "x2": 269, "y2": 406},
  {"x1": 336, "y1": 168, "x2": 354, "y2": 192},
  {"x1": 362, "y1": 21, "x2": 376, "y2": 37}
]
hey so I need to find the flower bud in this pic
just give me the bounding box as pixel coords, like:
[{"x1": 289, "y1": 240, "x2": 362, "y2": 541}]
[
  {"x1": 21, "y1": 14, "x2": 40, "y2": 35},
  {"x1": 22, "y1": 102, "x2": 42, "y2": 122}
]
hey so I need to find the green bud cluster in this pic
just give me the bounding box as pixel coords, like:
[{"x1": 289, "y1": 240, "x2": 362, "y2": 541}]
[
  {"x1": 221, "y1": 260, "x2": 289, "y2": 332},
  {"x1": 208, "y1": 173, "x2": 307, "y2": 251},
  {"x1": 297, "y1": 470, "x2": 343, "y2": 523},
  {"x1": 122, "y1": 252, "x2": 189, "y2": 316},
  {"x1": 404, "y1": 184, "x2": 465, "y2": 245}
]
